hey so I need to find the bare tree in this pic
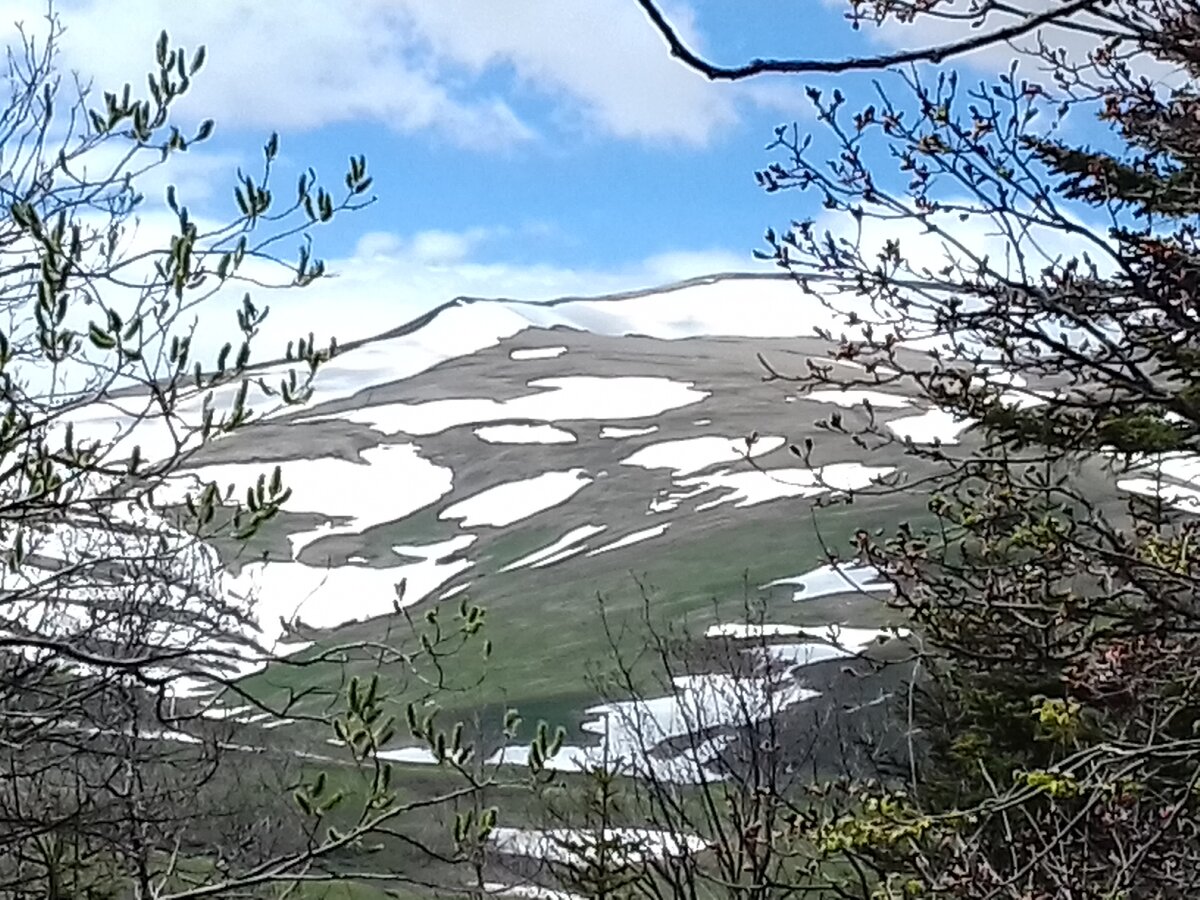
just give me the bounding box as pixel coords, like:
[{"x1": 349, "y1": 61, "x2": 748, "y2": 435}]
[
  {"x1": 0, "y1": 8, "x2": 524, "y2": 898},
  {"x1": 634, "y1": 0, "x2": 1200, "y2": 895}
]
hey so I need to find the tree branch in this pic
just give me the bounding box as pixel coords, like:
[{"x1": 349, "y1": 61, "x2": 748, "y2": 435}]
[{"x1": 634, "y1": 0, "x2": 1108, "y2": 78}]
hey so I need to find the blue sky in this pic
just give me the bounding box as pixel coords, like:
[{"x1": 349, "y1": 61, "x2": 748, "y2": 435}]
[{"x1": 3, "y1": 0, "x2": 1114, "y2": 350}]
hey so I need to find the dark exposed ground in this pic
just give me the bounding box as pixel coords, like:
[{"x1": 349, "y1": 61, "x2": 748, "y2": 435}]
[
  {"x1": 203, "y1": 328, "x2": 936, "y2": 749},
  {"x1": 83, "y1": 278, "x2": 1163, "y2": 896},
  {"x1": 179, "y1": 314, "x2": 1140, "y2": 782}
]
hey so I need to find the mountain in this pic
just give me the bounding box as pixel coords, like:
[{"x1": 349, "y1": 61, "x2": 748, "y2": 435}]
[{"x1": 46, "y1": 272, "x2": 1172, "y2": 781}]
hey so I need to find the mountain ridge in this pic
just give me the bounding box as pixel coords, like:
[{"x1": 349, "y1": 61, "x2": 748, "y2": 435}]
[
  {"x1": 344, "y1": 271, "x2": 797, "y2": 353},
  {"x1": 34, "y1": 273, "x2": 1153, "y2": 786}
]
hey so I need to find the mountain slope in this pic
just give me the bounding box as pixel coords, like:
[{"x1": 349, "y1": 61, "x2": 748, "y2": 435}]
[{"x1": 51, "y1": 273, "x2": 1163, "y2": 778}]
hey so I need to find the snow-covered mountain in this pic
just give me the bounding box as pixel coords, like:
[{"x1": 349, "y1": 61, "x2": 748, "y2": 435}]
[{"x1": 31, "y1": 273, "x2": 1182, "y2": 780}]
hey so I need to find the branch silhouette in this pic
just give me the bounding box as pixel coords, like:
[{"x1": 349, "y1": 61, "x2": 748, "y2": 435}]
[{"x1": 635, "y1": 0, "x2": 1108, "y2": 78}]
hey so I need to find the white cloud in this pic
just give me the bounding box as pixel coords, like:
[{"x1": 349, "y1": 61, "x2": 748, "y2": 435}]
[
  {"x1": 806, "y1": 197, "x2": 1118, "y2": 290},
  {"x1": 639, "y1": 248, "x2": 754, "y2": 284},
  {"x1": 794, "y1": 197, "x2": 1124, "y2": 360},
  {"x1": 0, "y1": 0, "x2": 772, "y2": 148},
  {"x1": 358, "y1": 228, "x2": 501, "y2": 267},
  {"x1": 38, "y1": 0, "x2": 534, "y2": 145},
  {"x1": 2, "y1": 200, "x2": 754, "y2": 400},
  {"x1": 391, "y1": 0, "x2": 744, "y2": 145},
  {"x1": 238, "y1": 231, "x2": 752, "y2": 352},
  {"x1": 102, "y1": 213, "x2": 758, "y2": 366},
  {"x1": 64, "y1": 140, "x2": 246, "y2": 207}
]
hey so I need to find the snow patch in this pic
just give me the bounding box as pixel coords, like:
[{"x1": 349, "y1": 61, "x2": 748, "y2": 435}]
[
  {"x1": 510, "y1": 345, "x2": 567, "y2": 360},
  {"x1": 487, "y1": 671, "x2": 818, "y2": 784},
  {"x1": 393, "y1": 534, "x2": 477, "y2": 561},
  {"x1": 762, "y1": 563, "x2": 895, "y2": 602},
  {"x1": 475, "y1": 424, "x2": 576, "y2": 444},
  {"x1": 162, "y1": 445, "x2": 452, "y2": 556},
  {"x1": 999, "y1": 389, "x2": 1050, "y2": 410},
  {"x1": 794, "y1": 623, "x2": 912, "y2": 651},
  {"x1": 534, "y1": 545, "x2": 593, "y2": 568},
  {"x1": 705, "y1": 624, "x2": 906, "y2": 669},
  {"x1": 378, "y1": 746, "x2": 441, "y2": 764},
  {"x1": 621, "y1": 435, "x2": 785, "y2": 476},
  {"x1": 976, "y1": 366, "x2": 1027, "y2": 388},
  {"x1": 483, "y1": 883, "x2": 585, "y2": 900},
  {"x1": 886, "y1": 409, "x2": 974, "y2": 445},
  {"x1": 587, "y1": 524, "x2": 670, "y2": 557},
  {"x1": 501, "y1": 525, "x2": 607, "y2": 572},
  {"x1": 230, "y1": 554, "x2": 472, "y2": 636},
  {"x1": 439, "y1": 582, "x2": 472, "y2": 601},
  {"x1": 199, "y1": 704, "x2": 254, "y2": 721},
  {"x1": 646, "y1": 483, "x2": 709, "y2": 514},
  {"x1": 674, "y1": 463, "x2": 895, "y2": 512},
  {"x1": 440, "y1": 469, "x2": 592, "y2": 527},
  {"x1": 490, "y1": 827, "x2": 707, "y2": 866},
  {"x1": 760, "y1": 642, "x2": 855, "y2": 669},
  {"x1": 310, "y1": 376, "x2": 707, "y2": 436},
  {"x1": 600, "y1": 424, "x2": 659, "y2": 439},
  {"x1": 1118, "y1": 477, "x2": 1200, "y2": 513},
  {"x1": 705, "y1": 623, "x2": 807, "y2": 639}
]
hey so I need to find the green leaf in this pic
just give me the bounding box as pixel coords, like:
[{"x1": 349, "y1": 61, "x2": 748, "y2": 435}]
[
  {"x1": 87, "y1": 323, "x2": 116, "y2": 350},
  {"x1": 293, "y1": 790, "x2": 313, "y2": 816}
]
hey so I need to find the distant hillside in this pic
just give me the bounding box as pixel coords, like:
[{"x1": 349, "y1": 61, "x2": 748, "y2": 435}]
[{"x1": 46, "y1": 273, "x2": 1166, "y2": 781}]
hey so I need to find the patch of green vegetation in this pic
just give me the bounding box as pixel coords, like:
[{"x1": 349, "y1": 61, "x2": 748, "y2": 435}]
[
  {"x1": 240, "y1": 494, "x2": 929, "y2": 745},
  {"x1": 471, "y1": 520, "x2": 578, "y2": 571}
]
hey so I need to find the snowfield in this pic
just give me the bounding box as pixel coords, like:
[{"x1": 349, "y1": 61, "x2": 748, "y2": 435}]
[
  {"x1": 621, "y1": 434, "x2": 784, "y2": 476},
  {"x1": 305, "y1": 376, "x2": 708, "y2": 436},
  {"x1": 674, "y1": 463, "x2": 896, "y2": 512},
  {"x1": 886, "y1": 408, "x2": 974, "y2": 445},
  {"x1": 475, "y1": 423, "x2": 577, "y2": 444},
  {"x1": 30, "y1": 271, "x2": 1190, "y2": 754},
  {"x1": 510, "y1": 345, "x2": 568, "y2": 360},
  {"x1": 63, "y1": 276, "x2": 860, "y2": 466},
  {"x1": 440, "y1": 469, "x2": 593, "y2": 527},
  {"x1": 165, "y1": 444, "x2": 453, "y2": 554},
  {"x1": 763, "y1": 563, "x2": 896, "y2": 601},
  {"x1": 501, "y1": 524, "x2": 607, "y2": 571}
]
